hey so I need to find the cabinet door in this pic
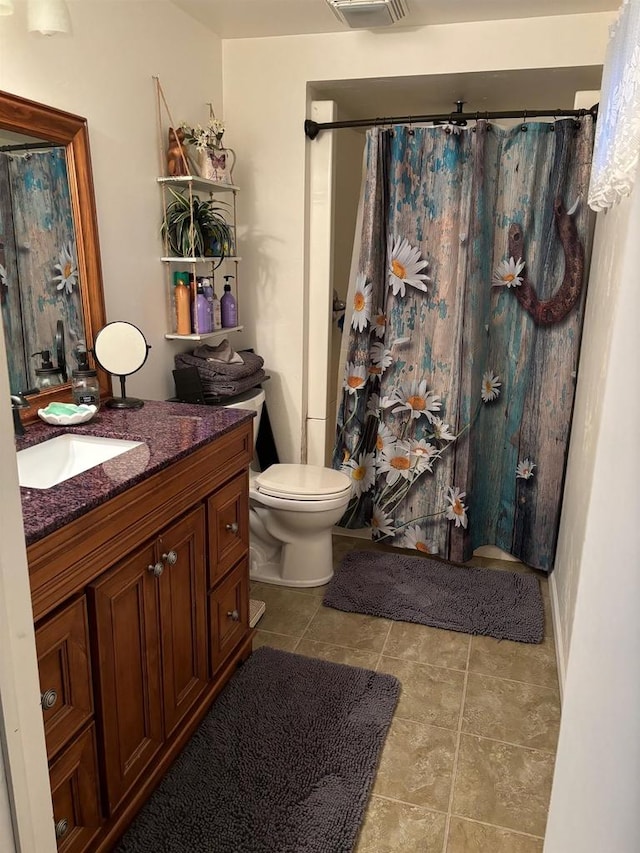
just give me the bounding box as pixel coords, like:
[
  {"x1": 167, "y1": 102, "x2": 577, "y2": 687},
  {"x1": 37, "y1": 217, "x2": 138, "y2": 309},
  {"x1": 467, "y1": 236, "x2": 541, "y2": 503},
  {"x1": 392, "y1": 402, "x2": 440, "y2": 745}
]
[
  {"x1": 35, "y1": 597, "x2": 93, "y2": 761},
  {"x1": 49, "y1": 724, "x2": 102, "y2": 853},
  {"x1": 158, "y1": 506, "x2": 208, "y2": 740},
  {"x1": 209, "y1": 556, "x2": 250, "y2": 673},
  {"x1": 89, "y1": 541, "x2": 163, "y2": 814},
  {"x1": 207, "y1": 472, "x2": 249, "y2": 585}
]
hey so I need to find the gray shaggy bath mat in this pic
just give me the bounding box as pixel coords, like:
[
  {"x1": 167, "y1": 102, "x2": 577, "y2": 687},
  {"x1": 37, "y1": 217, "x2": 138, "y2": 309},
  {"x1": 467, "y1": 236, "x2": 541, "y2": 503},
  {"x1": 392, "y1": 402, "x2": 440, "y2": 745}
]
[
  {"x1": 115, "y1": 646, "x2": 400, "y2": 853},
  {"x1": 324, "y1": 550, "x2": 544, "y2": 643}
]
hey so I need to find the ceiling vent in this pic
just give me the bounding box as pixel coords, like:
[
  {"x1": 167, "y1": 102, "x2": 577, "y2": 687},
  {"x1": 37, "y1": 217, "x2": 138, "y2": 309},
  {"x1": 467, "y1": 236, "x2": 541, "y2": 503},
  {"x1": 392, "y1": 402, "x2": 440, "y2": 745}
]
[{"x1": 326, "y1": 0, "x2": 408, "y2": 29}]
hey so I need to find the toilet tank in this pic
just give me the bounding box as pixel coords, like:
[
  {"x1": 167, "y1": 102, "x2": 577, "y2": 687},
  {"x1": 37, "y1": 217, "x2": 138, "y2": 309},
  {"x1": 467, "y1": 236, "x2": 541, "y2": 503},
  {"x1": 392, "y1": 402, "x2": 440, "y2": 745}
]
[{"x1": 221, "y1": 388, "x2": 265, "y2": 451}]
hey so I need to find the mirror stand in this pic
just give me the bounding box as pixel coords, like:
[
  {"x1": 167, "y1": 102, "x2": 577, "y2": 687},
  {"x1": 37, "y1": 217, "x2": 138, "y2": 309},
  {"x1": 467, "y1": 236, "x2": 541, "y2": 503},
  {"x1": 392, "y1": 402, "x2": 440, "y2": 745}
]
[{"x1": 108, "y1": 375, "x2": 144, "y2": 410}]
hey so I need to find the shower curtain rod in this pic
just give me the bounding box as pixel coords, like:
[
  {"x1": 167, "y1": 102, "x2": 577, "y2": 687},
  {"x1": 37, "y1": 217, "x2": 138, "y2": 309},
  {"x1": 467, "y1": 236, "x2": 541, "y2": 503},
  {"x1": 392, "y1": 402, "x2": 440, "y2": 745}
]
[{"x1": 304, "y1": 104, "x2": 598, "y2": 140}]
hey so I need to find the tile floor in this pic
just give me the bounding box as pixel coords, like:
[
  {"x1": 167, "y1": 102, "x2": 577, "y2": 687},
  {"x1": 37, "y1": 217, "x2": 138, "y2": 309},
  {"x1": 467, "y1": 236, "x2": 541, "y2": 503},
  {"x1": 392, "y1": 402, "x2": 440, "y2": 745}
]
[{"x1": 251, "y1": 534, "x2": 560, "y2": 853}]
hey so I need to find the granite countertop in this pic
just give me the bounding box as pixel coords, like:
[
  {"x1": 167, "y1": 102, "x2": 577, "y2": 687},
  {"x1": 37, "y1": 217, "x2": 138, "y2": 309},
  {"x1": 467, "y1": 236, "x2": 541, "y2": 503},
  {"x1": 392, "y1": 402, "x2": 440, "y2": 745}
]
[{"x1": 17, "y1": 400, "x2": 253, "y2": 546}]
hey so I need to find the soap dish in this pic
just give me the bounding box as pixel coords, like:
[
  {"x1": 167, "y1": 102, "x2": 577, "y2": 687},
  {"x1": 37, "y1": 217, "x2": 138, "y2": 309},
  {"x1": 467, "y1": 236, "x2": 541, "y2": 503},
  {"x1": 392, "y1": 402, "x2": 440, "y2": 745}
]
[{"x1": 37, "y1": 403, "x2": 98, "y2": 426}]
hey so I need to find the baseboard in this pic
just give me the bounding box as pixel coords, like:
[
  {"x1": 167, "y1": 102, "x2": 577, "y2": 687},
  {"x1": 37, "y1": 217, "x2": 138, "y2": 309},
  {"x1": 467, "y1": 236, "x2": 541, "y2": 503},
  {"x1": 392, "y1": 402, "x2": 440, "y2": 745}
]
[{"x1": 548, "y1": 571, "x2": 566, "y2": 704}]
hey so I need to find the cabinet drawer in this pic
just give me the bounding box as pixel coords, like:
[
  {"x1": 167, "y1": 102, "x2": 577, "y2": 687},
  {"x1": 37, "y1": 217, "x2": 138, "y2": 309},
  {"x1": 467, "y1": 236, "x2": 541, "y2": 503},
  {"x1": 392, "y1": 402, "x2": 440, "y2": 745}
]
[
  {"x1": 35, "y1": 598, "x2": 93, "y2": 761},
  {"x1": 209, "y1": 557, "x2": 249, "y2": 673},
  {"x1": 49, "y1": 724, "x2": 102, "y2": 853},
  {"x1": 207, "y1": 472, "x2": 249, "y2": 585}
]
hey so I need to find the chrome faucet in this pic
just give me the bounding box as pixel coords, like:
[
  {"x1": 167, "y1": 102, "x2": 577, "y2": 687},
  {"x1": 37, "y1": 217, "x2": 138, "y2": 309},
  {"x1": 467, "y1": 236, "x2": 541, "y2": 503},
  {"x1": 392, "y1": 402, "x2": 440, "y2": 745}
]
[{"x1": 10, "y1": 389, "x2": 39, "y2": 437}]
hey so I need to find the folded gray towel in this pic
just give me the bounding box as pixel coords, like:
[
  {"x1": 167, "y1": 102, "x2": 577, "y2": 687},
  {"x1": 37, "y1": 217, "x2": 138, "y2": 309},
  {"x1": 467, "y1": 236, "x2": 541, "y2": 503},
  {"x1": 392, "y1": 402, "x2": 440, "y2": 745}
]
[
  {"x1": 193, "y1": 339, "x2": 244, "y2": 364},
  {"x1": 175, "y1": 349, "x2": 264, "y2": 380},
  {"x1": 203, "y1": 369, "x2": 268, "y2": 399}
]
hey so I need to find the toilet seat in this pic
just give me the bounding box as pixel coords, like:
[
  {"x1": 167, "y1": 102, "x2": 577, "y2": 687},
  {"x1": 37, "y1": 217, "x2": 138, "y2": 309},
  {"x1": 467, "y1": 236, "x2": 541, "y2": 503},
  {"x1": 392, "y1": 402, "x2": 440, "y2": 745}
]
[{"x1": 254, "y1": 464, "x2": 352, "y2": 501}]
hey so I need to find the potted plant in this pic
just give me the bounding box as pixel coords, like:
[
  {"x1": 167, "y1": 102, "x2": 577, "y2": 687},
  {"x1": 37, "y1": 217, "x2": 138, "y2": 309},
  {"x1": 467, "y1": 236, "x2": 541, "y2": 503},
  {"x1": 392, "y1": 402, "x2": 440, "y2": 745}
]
[{"x1": 161, "y1": 187, "x2": 233, "y2": 259}]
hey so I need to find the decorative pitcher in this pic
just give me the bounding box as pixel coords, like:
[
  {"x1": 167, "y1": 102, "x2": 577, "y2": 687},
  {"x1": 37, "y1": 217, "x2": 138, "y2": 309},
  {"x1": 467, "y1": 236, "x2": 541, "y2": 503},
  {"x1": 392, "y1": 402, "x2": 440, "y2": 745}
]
[{"x1": 197, "y1": 146, "x2": 236, "y2": 184}]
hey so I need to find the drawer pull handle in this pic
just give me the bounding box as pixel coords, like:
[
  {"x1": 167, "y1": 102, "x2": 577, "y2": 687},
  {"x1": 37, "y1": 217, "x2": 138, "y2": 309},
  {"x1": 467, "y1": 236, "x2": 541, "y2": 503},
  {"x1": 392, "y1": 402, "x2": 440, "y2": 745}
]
[
  {"x1": 40, "y1": 689, "x2": 58, "y2": 711},
  {"x1": 162, "y1": 550, "x2": 178, "y2": 565},
  {"x1": 54, "y1": 818, "x2": 68, "y2": 839},
  {"x1": 227, "y1": 609, "x2": 240, "y2": 621},
  {"x1": 148, "y1": 562, "x2": 164, "y2": 578},
  {"x1": 225, "y1": 522, "x2": 239, "y2": 534}
]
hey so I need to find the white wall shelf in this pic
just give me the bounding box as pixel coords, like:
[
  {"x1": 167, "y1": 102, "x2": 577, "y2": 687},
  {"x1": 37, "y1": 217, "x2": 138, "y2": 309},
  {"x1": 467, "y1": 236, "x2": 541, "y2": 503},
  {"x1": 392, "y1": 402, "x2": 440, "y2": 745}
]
[
  {"x1": 164, "y1": 325, "x2": 243, "y2": 341},
  {"x1": 154, "y1": 78, "x2": 241, "y2": 339},
  {"x1": 161, "y1": 256, "x2": 242, "y2": 264},
  {"x1": 157, "y1": 176, "x2": 239, "y2": 194}
]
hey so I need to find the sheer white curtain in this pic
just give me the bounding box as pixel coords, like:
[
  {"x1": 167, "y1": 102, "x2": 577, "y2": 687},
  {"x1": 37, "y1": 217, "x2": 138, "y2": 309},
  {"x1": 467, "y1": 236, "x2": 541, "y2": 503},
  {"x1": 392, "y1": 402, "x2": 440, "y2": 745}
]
[{"x1": 588, "y1": 0, "x2": 640, "y2": 211}]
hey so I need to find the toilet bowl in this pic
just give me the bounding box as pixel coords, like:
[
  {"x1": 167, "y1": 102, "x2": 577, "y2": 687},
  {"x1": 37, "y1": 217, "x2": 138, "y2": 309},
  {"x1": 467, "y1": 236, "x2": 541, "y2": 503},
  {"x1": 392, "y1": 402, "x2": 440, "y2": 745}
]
[{"x1": 222, "y1": 389, "x2": 352, "y2": 587}]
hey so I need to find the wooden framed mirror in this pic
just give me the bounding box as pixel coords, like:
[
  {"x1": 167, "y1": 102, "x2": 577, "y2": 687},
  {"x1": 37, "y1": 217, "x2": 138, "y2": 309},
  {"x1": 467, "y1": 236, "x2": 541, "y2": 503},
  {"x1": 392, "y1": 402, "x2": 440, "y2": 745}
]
[{"x1": 0, "y1": 89, "x2": 110, "y2": 422}]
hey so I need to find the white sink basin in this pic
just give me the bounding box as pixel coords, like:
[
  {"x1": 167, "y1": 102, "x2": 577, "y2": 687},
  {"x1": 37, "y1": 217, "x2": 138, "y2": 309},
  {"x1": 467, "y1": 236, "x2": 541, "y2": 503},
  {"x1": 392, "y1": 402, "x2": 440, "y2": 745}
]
[{"x1": 17, "y1": 434, "x2": 144, "y2": 489}]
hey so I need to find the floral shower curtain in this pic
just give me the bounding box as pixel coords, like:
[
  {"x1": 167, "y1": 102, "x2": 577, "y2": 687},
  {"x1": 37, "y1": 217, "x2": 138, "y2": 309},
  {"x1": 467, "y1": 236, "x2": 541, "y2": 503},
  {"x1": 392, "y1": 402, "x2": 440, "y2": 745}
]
[{"x1": 333, "y1": 119, "x2": 594, "y2": 572}]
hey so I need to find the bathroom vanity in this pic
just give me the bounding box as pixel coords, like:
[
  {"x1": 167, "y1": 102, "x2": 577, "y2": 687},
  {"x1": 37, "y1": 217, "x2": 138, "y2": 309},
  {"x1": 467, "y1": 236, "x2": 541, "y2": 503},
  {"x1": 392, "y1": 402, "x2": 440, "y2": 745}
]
[{"x1": 19, "y1": 400, "x2": 253, "y2": 852}]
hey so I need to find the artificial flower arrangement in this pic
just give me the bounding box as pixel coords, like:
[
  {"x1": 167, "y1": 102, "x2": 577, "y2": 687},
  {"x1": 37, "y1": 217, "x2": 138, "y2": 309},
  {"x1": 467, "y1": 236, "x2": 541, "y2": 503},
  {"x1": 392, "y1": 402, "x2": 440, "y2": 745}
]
[{"x1": 180, "y1": 117, "x2": 226, "y2": 152}]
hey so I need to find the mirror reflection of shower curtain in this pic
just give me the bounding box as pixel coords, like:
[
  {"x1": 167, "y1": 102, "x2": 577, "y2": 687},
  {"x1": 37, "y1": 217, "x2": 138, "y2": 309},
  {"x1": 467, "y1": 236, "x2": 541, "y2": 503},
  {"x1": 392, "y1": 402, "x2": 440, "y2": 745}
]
[
  {"x1": 332, "y1": 120, "x2": 595, "y2": 572},
  {"x1": 0, "y1": 149, "x2": 84, "y2": 392}
]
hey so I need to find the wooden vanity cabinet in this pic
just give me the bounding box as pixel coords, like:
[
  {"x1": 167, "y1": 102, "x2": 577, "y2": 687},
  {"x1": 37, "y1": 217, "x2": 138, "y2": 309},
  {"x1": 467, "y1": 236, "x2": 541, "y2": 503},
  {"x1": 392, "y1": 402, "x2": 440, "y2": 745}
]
[
  {"x1": 28, "y1": 419, "x2": 254, "y2": 852},
  {"x1": 90, "y1": 506, "x2": 208, "y2": 813}
]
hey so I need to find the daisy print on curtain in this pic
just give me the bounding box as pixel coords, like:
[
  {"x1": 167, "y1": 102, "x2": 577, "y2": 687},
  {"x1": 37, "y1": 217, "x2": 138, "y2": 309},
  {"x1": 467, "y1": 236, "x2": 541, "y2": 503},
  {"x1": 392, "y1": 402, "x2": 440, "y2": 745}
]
[{"x1": 333, "y1": 119, "x2": 594, "y2": 572}]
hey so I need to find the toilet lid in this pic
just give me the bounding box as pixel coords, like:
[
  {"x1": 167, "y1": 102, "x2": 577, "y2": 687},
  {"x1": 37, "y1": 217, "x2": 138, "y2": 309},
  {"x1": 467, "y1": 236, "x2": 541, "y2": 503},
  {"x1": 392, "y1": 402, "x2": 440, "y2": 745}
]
[{"x1": 255, "y1": 464, "x2": 352, "y2": 501}]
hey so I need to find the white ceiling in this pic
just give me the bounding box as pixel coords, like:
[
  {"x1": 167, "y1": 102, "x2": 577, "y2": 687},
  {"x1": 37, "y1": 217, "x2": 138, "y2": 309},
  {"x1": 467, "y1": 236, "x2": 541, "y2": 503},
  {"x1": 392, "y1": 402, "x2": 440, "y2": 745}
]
[{"x1": 171, "y1": 0, "x2": 618, "y2": 39}]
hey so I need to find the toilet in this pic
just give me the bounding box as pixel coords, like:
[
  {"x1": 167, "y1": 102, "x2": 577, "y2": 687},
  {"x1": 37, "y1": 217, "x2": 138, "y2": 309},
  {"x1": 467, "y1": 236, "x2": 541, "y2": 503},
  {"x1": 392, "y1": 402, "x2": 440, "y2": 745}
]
[{"x1": 222, "y1": 388, "x2": 352, "y2": 587}]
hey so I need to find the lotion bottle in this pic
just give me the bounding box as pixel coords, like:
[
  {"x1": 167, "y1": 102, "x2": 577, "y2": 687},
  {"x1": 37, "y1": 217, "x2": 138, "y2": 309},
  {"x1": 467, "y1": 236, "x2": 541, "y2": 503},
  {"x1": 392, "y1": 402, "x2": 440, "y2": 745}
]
[{"x1": 220, "y1": 275, "x2": 237, "y2": 328}]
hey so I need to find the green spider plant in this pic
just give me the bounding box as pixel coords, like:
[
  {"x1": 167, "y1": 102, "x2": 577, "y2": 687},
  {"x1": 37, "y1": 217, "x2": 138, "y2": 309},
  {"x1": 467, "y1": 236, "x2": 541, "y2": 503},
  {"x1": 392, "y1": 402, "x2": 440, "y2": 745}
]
[{"x1": 161, "y1": 187, "x2": 232, "y2": 259}]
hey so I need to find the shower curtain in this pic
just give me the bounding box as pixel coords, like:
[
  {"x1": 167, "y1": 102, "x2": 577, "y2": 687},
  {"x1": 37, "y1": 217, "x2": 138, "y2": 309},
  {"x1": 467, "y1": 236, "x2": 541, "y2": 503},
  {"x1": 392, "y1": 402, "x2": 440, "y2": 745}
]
[{"x1": 333, "y1": 119, "x2": 594, "y2": 572}]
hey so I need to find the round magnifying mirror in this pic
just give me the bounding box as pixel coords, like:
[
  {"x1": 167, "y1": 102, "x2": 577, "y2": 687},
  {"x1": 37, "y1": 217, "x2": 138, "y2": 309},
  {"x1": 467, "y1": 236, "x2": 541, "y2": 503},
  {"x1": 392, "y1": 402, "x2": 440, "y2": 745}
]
[{"x1": 93, "y1": 321, "x2": 151, "y2": 409}]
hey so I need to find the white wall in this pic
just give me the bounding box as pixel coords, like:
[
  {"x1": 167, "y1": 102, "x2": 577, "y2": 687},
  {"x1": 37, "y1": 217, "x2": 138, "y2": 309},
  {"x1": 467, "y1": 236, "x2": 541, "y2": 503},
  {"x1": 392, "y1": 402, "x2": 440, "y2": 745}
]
[
  {"x1": 0, "y1": 0, "x2": 224, "y2": 402},
  {"x1": 222, "y1": 12, "x2": 612, "y2": 462},
  {"x1": 551, "y1": 197, "x2": 627, "y2": 679},
  {"x1": 544, "y1": 169, "x2": 640, "y2": 853}
]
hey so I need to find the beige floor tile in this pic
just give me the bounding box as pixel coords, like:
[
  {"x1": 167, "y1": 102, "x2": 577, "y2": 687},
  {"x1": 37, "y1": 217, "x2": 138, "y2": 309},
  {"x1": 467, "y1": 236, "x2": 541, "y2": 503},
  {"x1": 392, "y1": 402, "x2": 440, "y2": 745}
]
[
  {"x1": 294, "y1": 583, "x2": 329, "y2": 598},
  {"x1": 303, "y1": 606, "x2": 392, "y2": 652},
  {"x1": 377, "y1": 657, "x2": 465, "y2": 730},
  {"x1": 452, "y1": 734, "x2": 555, "y2": 837},
  {"x1": 462, "y1": 674, "x2": 560, "y2": 753},
  {"x1": 373, "y1": 718, "x2": 457, "y2": 811},
  {"x1": 542, "y1": 592, "x2": 554, "y2": 639},
  {"x1": 252, "y1": 630, "x2": 299, "y2": 652},
  {"x1": 249, "y1": 584, "x2": 320, "y2": 637},
  {"x1": 295, "y1": 639, "x2": 379, "y2": 670},
  {"x1": 355, "y1": 796, "x2": 447, "y2": 853},
  {"x1": 468, "y1": 634, "x2": 559, "y2": 690},
  {"x1": 383, "y1": 621, "x2": 470, "y2": 671},
  {"x1": 446, "y1": 817, "x2": 543, "y2": 852}
]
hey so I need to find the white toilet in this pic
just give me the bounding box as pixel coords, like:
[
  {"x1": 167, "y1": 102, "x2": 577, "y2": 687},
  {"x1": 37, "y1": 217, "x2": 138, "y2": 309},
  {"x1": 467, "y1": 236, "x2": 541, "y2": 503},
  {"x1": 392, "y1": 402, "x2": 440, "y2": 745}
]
[{"x1": 222, "y1": 388, "x2": 352, "y2": 587}]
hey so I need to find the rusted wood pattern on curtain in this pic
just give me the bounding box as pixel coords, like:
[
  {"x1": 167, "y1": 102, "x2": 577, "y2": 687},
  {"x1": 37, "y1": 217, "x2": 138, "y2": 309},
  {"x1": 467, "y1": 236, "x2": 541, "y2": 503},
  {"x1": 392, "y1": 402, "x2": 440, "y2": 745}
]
[
  {"x1": 7, "y1": 149, "x2": 85, "y2": 389},
  {"x1": 0, "y1": 154, "x2": 28, "y2": 392},
  {"x1": 333, "y1": 120, "x2": 594, "y2": 572}
]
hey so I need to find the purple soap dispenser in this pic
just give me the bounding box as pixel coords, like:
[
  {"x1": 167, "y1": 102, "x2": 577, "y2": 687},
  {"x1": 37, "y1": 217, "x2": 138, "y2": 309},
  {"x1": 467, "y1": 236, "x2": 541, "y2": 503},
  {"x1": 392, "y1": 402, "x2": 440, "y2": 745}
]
[{"x1": 220, "y1": 275, "x2": 237, "y2": 328}]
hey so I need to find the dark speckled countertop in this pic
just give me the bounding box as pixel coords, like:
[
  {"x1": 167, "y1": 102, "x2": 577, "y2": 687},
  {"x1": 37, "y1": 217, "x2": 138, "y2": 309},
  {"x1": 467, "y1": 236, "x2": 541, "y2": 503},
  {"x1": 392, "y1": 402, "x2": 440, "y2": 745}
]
[{"x1": 17, "y1": 400, "x2": 253, "y2": 547}]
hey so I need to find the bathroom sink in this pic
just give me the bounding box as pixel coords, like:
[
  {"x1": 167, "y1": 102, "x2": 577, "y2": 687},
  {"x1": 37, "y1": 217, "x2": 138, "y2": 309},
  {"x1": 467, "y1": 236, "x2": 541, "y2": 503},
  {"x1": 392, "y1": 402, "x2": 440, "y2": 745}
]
[{"x1": 17, "y1": 434, "x2": 144, "y2": 489}]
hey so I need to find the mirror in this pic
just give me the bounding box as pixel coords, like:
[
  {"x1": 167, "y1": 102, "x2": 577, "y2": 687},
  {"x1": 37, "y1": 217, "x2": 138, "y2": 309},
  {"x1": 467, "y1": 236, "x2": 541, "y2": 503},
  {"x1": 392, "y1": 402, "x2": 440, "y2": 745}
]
[
  {"x1": 94, "y1": 321, "x2": 150, "y2": 410},
  {"x1": 0, "y1": 89, "x2": 110, "y2": 420}
]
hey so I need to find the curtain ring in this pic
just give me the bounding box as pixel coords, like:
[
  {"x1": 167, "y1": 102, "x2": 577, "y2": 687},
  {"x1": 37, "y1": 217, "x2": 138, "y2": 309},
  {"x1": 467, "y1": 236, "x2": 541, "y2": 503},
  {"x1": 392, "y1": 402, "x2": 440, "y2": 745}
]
[
  {"x1": 408, "y1": 116, "x2": 414, "y2": 136},
  {"x1": 521, "y1": 110, "x2": 528, "y2": 132}
]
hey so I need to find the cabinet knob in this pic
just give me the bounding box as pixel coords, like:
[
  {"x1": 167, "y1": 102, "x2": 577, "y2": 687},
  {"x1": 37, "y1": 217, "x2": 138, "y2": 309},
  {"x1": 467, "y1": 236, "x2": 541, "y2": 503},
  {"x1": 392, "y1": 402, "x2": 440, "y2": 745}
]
[
  {"x1": 54, "y1": 818, "x2": 68, "y2": 839},
  {"x1": 162, "y1": 550, "x2": 178, "y2": 565},
  {"x1": 40, "y1": 689, "x2": 58, "y2": 711},
  {"x1": 148, "y1": 562, "x2": 164, "y2": 578},
  {"x1": 227, "y1": 609, "x2": 240, "y2": 622},
  {"x1": 225, "y1": 521, "x2": 239, "y2": 534}
]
